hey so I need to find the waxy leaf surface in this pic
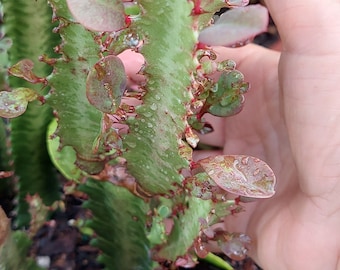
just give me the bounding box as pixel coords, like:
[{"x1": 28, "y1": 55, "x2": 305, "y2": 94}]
[
  {"x1": 198, "y1": 5, "x2": 269, "y2": 47},
  {"x1": 8, "y1": 59, "x2": 44, "y2": 84},
  {"x1": 66, "y1": 0, "x2": 126, "y2": 32},
  {"x1": 86, "y1": 55, "x2": 126, "y2": 114},
  {"x1": 0, "y1": 88, "x2": 38, "y2": 118},
  {"x1": 198, "y1": 155, "x2": 276, "y2": 198},
  {"x1": 47, "y1": 118, "x2": 82, "y2": 181},
  {"x1": 207, "y1": 70, "x2": 248, "y2": 117}
]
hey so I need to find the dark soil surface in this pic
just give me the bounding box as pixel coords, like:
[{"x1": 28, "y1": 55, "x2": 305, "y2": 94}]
[
  {"x1": 29, "y1": 195, "x2": 103, "y2": 270},
  {"x1": 27, "y1": 194, "x2": 262, "y2": 270}
]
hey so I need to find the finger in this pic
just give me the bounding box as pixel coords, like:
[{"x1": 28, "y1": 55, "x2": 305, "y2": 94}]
[
  {"x1": 118, "y1": 50, "x2": 145, "y2": 87},
  {"x1": 193, "y1": 149, "x2": 223, "y2": 161},
  {"x1": 211, "y1": 44, "x2": 278, "y2": 82},
  {"x1": 265, "y1": 1, "x2": 340, "y2": 204},
  {"x1": 265, "y1": 0, "x2": 340, "y2": 53}
]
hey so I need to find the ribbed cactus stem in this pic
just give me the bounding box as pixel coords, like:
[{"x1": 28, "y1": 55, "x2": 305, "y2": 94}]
[{"x1": 2, "y1": 0, "x2": 60, "y2": 227}]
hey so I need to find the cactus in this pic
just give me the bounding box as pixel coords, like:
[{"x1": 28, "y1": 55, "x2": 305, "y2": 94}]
[
  {"x1": 79, "y1": 179, "x2": 151, "y2": 269},
  {"x1": 0, "y1": 206, "x2": 42, "y2": 269},
  {"x1": 0, "y1": 0, "x2": 274, "y2": 269},
  {"x1": 1, "y1": 0, "x2": 60, "y2": 228}
]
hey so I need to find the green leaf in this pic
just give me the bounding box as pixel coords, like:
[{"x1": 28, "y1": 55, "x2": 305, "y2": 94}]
[
  {"x1": 66, "y1": 0, "x2": 126, "y2": 32},
  {"x1": 207, "y1": 70, "x2": 249, "y2": 117},
  {"x1": 201, "y1": 253, "x2": 233, "y2": 270},
  {"x1": 147, "y1": 205, "x2": 170, "y2": 246},
  {"x1": 197, "y1": 155, "x2": 276, "y2": 198},
  {"x1": 86, "y1": 55, "x2": 126, "y2": 114},
  {"x1": 47, "y1": 118, "x2": 82, "y2": 181},
  {"x1": 0, "y1": 88, "x2": 38, "y2": 118},
  {"x1": 80, "y1": 179, "x2": 151, "y2": 270},
  {"x1": 124, "y1": 3, "x2": 140, "y2": 16}
]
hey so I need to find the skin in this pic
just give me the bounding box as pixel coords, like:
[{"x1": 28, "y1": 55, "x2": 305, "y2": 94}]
[{"x1": 121, "y1": 0, "x2": 340, "y2": 268}]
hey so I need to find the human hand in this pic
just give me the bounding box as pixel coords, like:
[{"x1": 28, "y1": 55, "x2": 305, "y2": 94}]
[{"x1": 200, "y1": 1, "x2": 340, "y2": 269}]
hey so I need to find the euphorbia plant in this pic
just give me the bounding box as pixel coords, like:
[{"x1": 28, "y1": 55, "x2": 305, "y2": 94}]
[{"x1": 0, "y1": 0, "x2": 274, "y2": 269}]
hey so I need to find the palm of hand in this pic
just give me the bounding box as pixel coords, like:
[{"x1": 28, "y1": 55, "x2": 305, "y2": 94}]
[{"x1": 207, "y1": 45, "x2": 340, "y2": 270}]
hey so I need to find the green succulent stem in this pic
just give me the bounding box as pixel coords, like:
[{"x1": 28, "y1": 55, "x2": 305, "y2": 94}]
[
  {"x1": 47, "y1": 0, "x2": 108, "y2": 175},
  {"x1": 201, "y1": 253, "x2": 234, "y2": 270},
  {"x1": 122, "y1": 0, "x2": 196, "y2": 195},
  {"x1": 0, "y1": 230, "x2": 43, "y2": 270},
  {"x1": 2, "y1": 0, "x2": 60, "y2": 227},
  {"x1": 80, "y1": 179, "x2": 151, "y2": 270}
]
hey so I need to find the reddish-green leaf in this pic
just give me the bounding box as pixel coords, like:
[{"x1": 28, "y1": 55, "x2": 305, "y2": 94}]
[
  {"x1": 0, "y1": 88, "x2": 38, "y2": 118},
  {"x1": 8, "y1": 59, "x2": 45, "y2": 84},
  {"x1": 66, "y1": 0, "x2": 126, "y2": 32},
  {"x1": 86, "y1": 55, "x2": 126, "y2": 114},
  {"x1": 198, "y1": 5, "x2": 269, "y2": 47},
  {"x1": 207, "y1": 70, "x2": 249, "y2": 117},
  {"x1": 197, "y1": 155, "x2": 276, "y2": 198}
]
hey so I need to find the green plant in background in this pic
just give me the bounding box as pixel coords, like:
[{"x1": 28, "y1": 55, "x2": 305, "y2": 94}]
[
  {"x1": 0, "y1": 0, "x2": 274, "y2": 269},
  {"x1": 0, "y1": 0, "x2": 60, "y2": 228}
]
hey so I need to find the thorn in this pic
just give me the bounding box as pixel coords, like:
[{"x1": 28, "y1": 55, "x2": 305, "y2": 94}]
[
  {"x1": 39, "y1": 54, "x2": 57, "y2": 65},
  {"x1": 125, "y1": 15, "x2": 132, "y2": 27},
  {"x1": 37, "y1": 96, "x2": 46, "y2": 104},
  {"x1": 190, "y1": 161, "x2": 199, "y2": 169},
  {"x1": 196, "y1": 42, "x2": 209, "y2": 50},
  {"x1": 191, "y1": 0, "x2": 208, "y2": 16}
]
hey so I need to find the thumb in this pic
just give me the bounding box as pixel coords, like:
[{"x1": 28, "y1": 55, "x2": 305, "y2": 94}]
[
  {"x1": 265, "y1": 0, "x2": 340, "y2": 53},
  {"x1": 266, "y1": 0, "x2": 340, "y2": 207}
]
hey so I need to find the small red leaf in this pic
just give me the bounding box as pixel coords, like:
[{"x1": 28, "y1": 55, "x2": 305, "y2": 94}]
[
  {"x1": 8, "y1": 59, "x2": 45, "y2": 84},
  {"x1": 197, "y1": 155, "x2": 276, "y2": 198},
  {"x1": 0, "y1": 171, "x2": 14, "y2": 178},
  {"x1": 66, "y1": 0, "x2": 126, "y2": 32},
  {"x1": 86, "y1": 55, "x2": 127, "y2": 114}
]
